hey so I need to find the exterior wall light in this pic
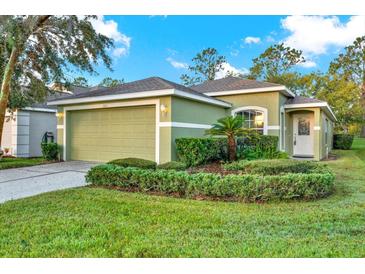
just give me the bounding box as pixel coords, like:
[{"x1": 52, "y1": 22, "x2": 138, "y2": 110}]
[
  {"x1": 160, "y1": 104, "x2": 168, "y2": 114},
  {"x1": 56, "y1": 112, "x2": 64, "y2": 118}
]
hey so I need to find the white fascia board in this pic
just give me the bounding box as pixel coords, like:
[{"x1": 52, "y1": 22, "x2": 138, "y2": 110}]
[
  {"x1": 204, "y1": 85, "x2": 294, "y2": 98},
  {"x1": 48, "y1": 88, "x2": 231, "y2": 108},
  {"x1": 284, "y1": 103, "x2": 337, "y2": 121},
  {"x1": 21, "y1": 107, "x2": 57, "y2": 113},
  {"x1": 173, "y1": 89, "x2": 231, "y2": 108}
]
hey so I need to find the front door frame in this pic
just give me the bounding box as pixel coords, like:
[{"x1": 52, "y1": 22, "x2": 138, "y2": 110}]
[{"x1": 292, "y1": 112, "x2": 315, "y2": 158}]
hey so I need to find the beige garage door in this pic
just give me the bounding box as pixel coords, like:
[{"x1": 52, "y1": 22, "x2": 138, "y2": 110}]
[{"x1": 68, "y1": 105, "x2": 156, "y2": 162}]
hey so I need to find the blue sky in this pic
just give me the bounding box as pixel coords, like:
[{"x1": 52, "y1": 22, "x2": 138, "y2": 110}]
[{"x1": 76, "y1": 15, "x2": 364, "y2": 85}]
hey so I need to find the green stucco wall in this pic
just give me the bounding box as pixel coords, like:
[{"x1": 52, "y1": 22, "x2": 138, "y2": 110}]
[{"x1": 216, "y1": 92, "x2": 281, "y2": 126}]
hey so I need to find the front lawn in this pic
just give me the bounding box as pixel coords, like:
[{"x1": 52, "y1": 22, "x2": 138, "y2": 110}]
[
  {"x1": 0, "y1": 139, "x2": 364, "y2": 257},
  {"x1": 0, "y1": 157, "x2": 50, "y2": 170}
]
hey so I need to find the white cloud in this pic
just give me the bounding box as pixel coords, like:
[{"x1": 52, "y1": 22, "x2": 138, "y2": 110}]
[
  {"x1": 166, "y1": 57, "x2": 188, "y2": 69},
  {"x1": 281, "y1": 15, "x2": 365, "y2": 55},
  {"x1": 298, "y1": 60, "x2": 317, "y2": 68},
  {"x1": 113, "y1": 47, "x2": 127, "y2": 57},
  {"x1": 90, "y1": 16, "x2": 131, "y2": 58},
  {"x1": 244, "y1": 36, "x2": 261, "y2": 44},
  {"x1": 215, "y1": 62, "x2": 249, "y2": 79}
]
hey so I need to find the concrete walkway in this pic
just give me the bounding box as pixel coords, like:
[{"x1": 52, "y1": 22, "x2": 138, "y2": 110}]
[{"x1": 0, "y1": 161, "x2": 98, "y2": 203}]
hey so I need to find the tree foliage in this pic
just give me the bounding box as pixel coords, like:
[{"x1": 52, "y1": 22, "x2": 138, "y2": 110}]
[
  {"x1": 0, "y1": 15, "x2": 114, "y2": 145},
  {"x1": 329, "y1": 36, "x2": 365, "y2": 136},
  {"x1": 249, "y1": 43, "x2": 305, "y2": 93},
  {"x1": 72, "y1": 76, "x2": 89, "y2": 87},
  {"x1": 302, "y1": 73, "x2": 364, "y2": 132},
  {"x1": 99, "y1": 77, "x2": 124, "y2": 87},
  {"x1": 180, "y1": 48, "x2": 226, "y2": 86}
]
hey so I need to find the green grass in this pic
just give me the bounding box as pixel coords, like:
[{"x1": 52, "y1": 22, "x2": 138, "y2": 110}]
[
  {"x1": 0, "y1": 139, "x2": 365, "y2": 257},
  {"x1": 0, "y1": 157, "x2": 49, "y2": 170}
]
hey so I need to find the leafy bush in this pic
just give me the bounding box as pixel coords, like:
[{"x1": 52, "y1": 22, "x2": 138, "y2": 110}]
[
  {"x1": 224, "y1": 159, "x2": 329, "y2": 175},
  {"x1": 86, "y1": 164, "x2": 335, "y2": 202},
  {"x1": 333, "y1": 134, "x2": 354, "y2": 150},
  {"x1": 175, "y1": 138, "x2": 227, "y2": 167},
  {"x1": 108, "y1": 158, "x2": 157, "y2": 169},
  {"x1": 157, "y1": 161, "x2": 186, "y2": 171},
  {"x1": 236, "y1": 134, "x2": 280, "y2": 160},
  {"x1": 41, "y1": 142, "x2": 59, "y2": 160}
]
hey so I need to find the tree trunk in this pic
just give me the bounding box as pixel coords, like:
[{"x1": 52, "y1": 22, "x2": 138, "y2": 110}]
[
  {"x1": 228, "y1": 135, "x2": 236, "y2": 162},
  {"x1": 0, "y1": 47, "x2": 18, "y2": 147}
]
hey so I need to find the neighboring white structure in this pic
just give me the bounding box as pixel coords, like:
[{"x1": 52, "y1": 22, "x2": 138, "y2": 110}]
[
  {"x1": 1, "y1": 85, "x2": 93, "y2": 158},
  {"x1": 2, "y1": 108, "x2": 57, "y2": 157}
]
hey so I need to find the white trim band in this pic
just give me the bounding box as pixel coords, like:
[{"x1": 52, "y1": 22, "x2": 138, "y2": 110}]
[
  {"x1": 56, "y1": 125, "x2": 64, "y2": 129},
  {"x1": 284, "y1": 102, "x2": 337, "y2": 121},
  {"x1": 267, "y1": 125, "x2": 280, "y2": 130},
  {"x1": 204, "y1": 86, "x2": 295, "y2": 98},
  {"x1": 314, "y1": 126, "x2": 321, "y2": 131},
  {"x1": 48, "y1": 88, "x2": 231, "y2": 108},
  {"x1": 21, "y1": 107, "x2": 57, "y2": 113},
  {"x1": 159, "y1": 122, "x2": 212, "y2": 129}
]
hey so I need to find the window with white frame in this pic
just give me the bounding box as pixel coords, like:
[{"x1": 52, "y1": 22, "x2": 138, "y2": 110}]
[{"x1": 236, "y1": 109, "x2": 265, "y2": 134}]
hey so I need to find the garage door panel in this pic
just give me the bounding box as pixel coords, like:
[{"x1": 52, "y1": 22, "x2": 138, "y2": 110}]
[{"x1": 68, "y1": 105, "x2": 156, "y2": 162}]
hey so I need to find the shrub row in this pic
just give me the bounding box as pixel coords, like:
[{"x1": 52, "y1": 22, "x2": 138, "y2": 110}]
[
  {"x1": 224, "y1": 159, "x2": 329, "y2": 175},
  {"x1": 236, "y1": 135, "x2": 282, "y2": 160},
  {"x1": 333, "y1": 134, "x2": 354, "y2": 150},
  {"x1": 175, "y1": 135, "x2": 282, "y2": 166},
  {"x1": 108, "y1": 158, "x2": 187, "y2": 171},
  {"x1": 86, "y1": 164, "x2": 335, "y2": 202},
  {"x1": 175, "y1": 138, "x2": 227, "y2": 167}
]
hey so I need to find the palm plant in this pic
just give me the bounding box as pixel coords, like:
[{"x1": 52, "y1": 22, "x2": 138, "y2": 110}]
[{"x1": 205, "y1": 115, "x2": 245, "y2": 161}]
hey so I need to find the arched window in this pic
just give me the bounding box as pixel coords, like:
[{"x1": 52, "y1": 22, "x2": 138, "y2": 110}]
[{"x1": 232, "y1": 106, "x2": 268, "y2": 135}]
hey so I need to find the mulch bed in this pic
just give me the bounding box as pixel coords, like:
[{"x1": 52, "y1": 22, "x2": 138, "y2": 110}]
[{"x1": 187, "y1": 161, "x2": 241, "y2": 175}]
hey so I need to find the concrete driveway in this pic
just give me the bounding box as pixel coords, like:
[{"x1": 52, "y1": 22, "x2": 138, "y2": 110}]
[{"x1": 0, "y1": 161, "x2": 99, "y2": 203}]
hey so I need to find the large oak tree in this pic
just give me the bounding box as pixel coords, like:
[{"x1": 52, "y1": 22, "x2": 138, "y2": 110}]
[
  {"x1": 0, "y1": 15, "x2": 113, "y2": 146},
  {"x1": 329, "y1": 36, "x2": 365, "y2": 136}
]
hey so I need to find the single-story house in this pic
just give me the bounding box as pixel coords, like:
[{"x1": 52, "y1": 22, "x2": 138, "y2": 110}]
[
  {"x1": 1, "y1": 85, "x2": 93, "y2": 157},
  {"x1": 48, "y1": 76, "x2": 336, "y2": 163}
]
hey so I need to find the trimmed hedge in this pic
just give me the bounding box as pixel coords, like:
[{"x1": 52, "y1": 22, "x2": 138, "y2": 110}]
[
  {"x1": 236, "y1": 135, "x2": 280, "y2": 160},
  {"x1": 224, "y1": 159, "x2": 329, "y2": 175},
  {"x1": 333, "y1": 134, "x2": 354, "y2": 150},
  {"x1": 41, "y1": 142, "x2": 59, "y2": 160},
  {"x1": 157, "y1": 161, "x2": 186, "y2": 171},
  {"x1": 86, "y1": 164, "x2": 335, "y2": 202},
  {"x1": 175, "y1": 138, "x2": 227, "y2": 167},
  {"x1": 108, "y1": 158, "x2": 157, "y2": 169}
]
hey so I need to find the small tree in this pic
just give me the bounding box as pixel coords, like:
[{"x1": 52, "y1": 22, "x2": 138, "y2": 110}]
[
  {"x1": 72, "y1": 77, "x2": 89, "y2": 87},
  {"x1": 205, "y1": 116, "x2": 245, "y2": 161},
  {"x1": 99, "y1": 77, "x2": 124, "y2": 87},
  {"x1": 180, "y1": 48, "x2": 226, "y2": 86},
  {"x1": 248, "y1": 43, "x2": 305, "y2": 94}
]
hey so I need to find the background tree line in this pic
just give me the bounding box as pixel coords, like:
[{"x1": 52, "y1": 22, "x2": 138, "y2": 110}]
[{"x1": 180, "y1": 37, "x2": 365, "y2": 136}]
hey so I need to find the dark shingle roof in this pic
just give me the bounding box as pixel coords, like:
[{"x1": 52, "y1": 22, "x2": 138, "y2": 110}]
[
  {"x1": 191, "y1": 76, "x2": 283, "y2": 93},
  {"x1": 29, "y1": 86, "x2": 94, "y2": 110},
  {"x1": 286, "y1": 96, "x2": 325, "y2": 105},
  {"x1": 48, "y1": 77, "x2": 226, "y2": 103}
]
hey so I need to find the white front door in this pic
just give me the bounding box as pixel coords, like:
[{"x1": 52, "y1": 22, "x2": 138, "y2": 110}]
[{"x1": 293, "y1": 113, "x2": 314, "y2": 157}]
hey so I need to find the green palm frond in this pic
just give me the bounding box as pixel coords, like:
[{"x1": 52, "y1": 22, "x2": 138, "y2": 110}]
[{"x1": 205, "y1": 115, "x2": 245, "y2": 137}]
